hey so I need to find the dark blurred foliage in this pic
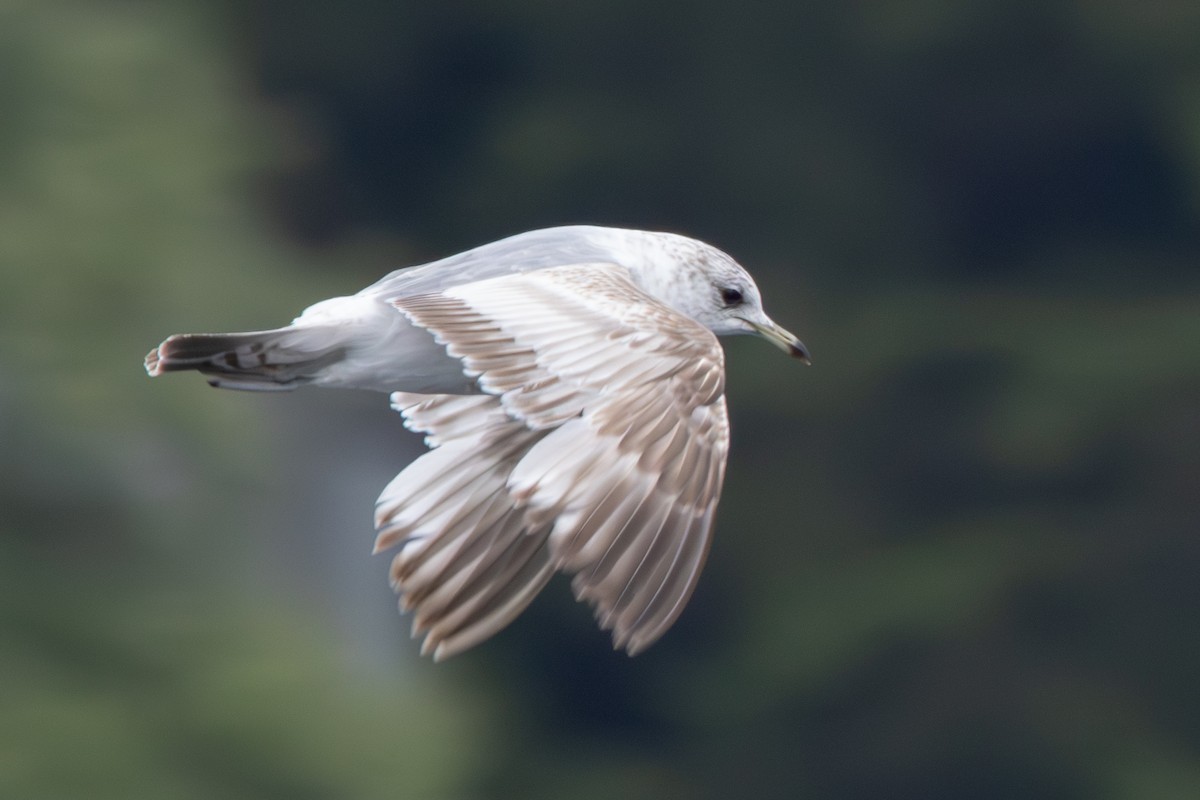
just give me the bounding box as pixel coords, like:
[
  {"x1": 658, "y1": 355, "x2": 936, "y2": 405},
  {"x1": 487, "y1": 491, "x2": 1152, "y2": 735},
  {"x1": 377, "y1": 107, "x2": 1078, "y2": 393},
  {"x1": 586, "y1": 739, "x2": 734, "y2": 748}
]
[{"x1": 2, "y1": 0, "x2": 1198, "y2": 797}]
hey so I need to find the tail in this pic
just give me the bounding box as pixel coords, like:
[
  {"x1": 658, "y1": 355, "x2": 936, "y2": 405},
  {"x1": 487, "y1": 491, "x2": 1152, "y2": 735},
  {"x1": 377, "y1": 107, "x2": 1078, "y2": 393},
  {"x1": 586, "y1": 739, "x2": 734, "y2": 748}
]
[{"x1": 145, "y1": 327, "x2": 346, "y2": 391}]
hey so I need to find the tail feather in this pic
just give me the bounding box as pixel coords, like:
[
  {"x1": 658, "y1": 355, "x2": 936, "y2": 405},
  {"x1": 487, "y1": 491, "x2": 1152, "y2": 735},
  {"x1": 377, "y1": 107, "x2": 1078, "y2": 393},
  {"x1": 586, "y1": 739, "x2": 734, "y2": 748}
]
[{"x1": 145, "y1": 328, "x2": 345, "y2": 391}]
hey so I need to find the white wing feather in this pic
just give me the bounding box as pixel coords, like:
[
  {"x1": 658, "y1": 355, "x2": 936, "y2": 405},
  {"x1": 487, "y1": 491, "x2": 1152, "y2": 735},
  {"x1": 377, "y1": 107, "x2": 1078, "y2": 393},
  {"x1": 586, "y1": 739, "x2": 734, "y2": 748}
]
[{"x1": 377, "y1": 263, "x2": 729, "y2": 657}]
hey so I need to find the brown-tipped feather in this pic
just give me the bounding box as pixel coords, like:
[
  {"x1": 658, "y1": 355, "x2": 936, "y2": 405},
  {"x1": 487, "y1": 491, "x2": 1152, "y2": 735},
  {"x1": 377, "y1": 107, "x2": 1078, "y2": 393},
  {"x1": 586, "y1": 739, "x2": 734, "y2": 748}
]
[
  {"x1": 373, "y1": 265, "x2": 728, "y2": 658},
  {"x1": 144, "y1": 330, "x2": 344, "y2": 391}
]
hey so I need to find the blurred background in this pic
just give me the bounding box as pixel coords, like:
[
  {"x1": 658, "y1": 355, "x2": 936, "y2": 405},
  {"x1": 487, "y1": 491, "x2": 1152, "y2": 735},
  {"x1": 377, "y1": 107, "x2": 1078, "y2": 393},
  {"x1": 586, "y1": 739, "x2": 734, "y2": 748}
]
[{"x1": 2, "y1": 1, "x2": 1198, "y2": 797}]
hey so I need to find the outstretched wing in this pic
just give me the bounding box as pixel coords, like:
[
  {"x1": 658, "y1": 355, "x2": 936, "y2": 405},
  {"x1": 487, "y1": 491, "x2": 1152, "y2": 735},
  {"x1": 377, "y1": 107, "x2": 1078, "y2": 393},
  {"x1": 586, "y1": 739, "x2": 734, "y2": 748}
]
[{"x1": 377, "y1": 263, "x2": 729, "y2": 658}]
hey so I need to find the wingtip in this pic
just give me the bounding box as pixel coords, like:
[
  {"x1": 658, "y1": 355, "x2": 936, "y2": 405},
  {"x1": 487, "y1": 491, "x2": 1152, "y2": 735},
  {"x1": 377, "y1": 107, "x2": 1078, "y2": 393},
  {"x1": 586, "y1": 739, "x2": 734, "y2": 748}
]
[{"x1": 621, "y1": 633, "x2": 650, "y2": 657}]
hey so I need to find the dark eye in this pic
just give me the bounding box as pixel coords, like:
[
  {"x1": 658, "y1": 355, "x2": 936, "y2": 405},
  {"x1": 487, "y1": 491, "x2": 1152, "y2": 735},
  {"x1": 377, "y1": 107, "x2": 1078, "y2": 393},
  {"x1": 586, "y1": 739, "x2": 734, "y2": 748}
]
[{"x1": 720, "y1": 287, "x2": 744, "y2": 307}]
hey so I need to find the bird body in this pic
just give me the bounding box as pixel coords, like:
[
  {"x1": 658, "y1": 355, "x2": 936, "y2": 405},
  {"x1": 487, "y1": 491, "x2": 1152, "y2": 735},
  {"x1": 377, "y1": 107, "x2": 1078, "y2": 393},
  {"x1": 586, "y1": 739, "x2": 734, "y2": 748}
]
[{"x1": 146, "y1": 225, "x2": 807, "y2": 659}]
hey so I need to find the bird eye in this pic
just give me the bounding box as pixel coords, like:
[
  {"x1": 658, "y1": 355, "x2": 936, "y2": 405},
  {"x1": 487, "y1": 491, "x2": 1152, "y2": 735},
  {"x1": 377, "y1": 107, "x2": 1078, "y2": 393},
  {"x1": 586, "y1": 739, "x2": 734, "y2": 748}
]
[{"x1": 720, "y1": 287, "x2": 744, "y2": 307}]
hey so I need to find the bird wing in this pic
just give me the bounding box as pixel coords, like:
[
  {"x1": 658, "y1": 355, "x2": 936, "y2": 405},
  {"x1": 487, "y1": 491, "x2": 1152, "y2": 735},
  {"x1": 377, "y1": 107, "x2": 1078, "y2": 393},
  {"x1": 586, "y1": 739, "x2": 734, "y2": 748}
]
[
  {"x1": 359, "y1": 226, "x2": 620, "y2": 298},
  {"x1": 378, "y1": 263, "x2": 729, "y2": 658}
]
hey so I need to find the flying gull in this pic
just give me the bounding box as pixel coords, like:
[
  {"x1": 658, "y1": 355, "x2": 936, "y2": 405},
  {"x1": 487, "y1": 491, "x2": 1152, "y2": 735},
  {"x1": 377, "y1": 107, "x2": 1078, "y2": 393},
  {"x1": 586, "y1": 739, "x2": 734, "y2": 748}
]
[{"x1": 145, "y1": 225, "x2": 809, "y2": 660}]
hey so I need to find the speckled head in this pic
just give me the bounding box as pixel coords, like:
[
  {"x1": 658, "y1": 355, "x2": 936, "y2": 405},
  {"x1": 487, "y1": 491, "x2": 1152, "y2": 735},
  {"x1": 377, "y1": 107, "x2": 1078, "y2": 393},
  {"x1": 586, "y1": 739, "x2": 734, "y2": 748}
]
[{"x1": 588, "y1": 227, "x2": 811, "y2": 362}]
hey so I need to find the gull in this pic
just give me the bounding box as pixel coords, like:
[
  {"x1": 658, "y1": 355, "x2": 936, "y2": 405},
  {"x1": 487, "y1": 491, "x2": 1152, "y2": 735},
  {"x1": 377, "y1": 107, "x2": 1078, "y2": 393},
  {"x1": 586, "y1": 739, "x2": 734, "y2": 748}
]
[{"x1": 145, "y1": 225, "x2": 809, "y2": 660}]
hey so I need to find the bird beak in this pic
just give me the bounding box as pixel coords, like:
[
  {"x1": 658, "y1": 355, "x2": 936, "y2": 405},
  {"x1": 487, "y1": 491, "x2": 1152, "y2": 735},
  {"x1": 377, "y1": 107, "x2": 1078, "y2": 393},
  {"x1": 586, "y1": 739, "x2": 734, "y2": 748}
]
[{"x1": 745, "y1": 318, "x2": 811, "y2": 365}]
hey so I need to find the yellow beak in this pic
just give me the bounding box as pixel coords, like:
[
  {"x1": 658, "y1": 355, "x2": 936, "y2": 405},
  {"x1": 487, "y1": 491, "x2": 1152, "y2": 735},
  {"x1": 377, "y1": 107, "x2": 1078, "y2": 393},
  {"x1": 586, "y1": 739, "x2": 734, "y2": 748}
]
[{"x1": 746, "y1": 318, "x2": 811, "y2": 365}]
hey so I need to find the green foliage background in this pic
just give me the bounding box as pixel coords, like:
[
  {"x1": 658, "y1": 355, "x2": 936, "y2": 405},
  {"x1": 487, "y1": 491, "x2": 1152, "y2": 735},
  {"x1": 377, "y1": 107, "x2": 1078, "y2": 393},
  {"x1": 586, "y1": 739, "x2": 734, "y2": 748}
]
[{"x1": 2, "y1": 1, "x2": 1198, "y2": 797}]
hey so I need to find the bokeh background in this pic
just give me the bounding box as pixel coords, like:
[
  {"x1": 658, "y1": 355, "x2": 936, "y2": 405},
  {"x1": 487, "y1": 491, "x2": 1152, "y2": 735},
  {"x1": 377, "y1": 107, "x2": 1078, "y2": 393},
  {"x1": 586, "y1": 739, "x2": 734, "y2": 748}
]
[{"x1": 3, "y1": 1, "x2": 1199, "y2": 798}]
